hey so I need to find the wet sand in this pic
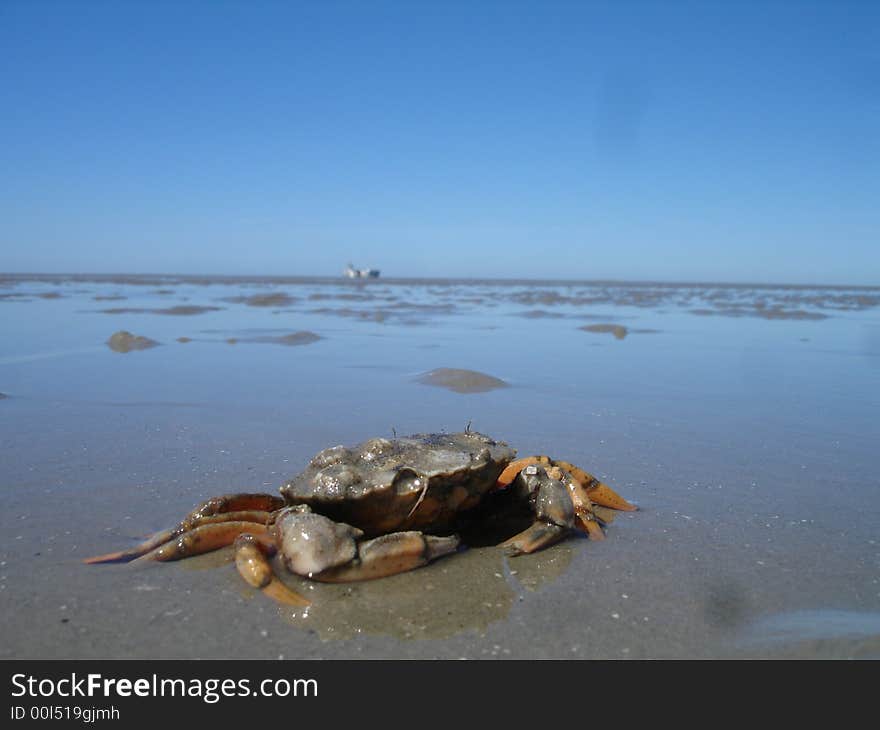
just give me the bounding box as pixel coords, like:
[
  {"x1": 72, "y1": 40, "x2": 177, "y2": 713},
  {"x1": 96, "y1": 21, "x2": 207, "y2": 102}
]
[{"x1": 1, "y1": 274, "x2": 879, "y2": 659}]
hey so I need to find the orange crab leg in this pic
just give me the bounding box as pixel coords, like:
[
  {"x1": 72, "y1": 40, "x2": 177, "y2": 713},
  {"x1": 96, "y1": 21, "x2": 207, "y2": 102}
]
[
  {"x1": 499, "y1": 456, "x2": 637, "y2": 512},
  {"x1": 233, "y1": 533, "x2": 309, "y2": 606},
  {"x1": 185, "y1": 493, "x2": 285, "y2": 520},
  {"x1": 551, "y1": 459, "x2": 637, "y2": 511},
  {"x1": 84, "y1": 530, "x2": 176, "y2": 564},
  {"x1": 134, "y1": 521, "x2": 269, "y2": 562},
  {"x1": 84, "y1": 510, "x2": 273, "y2": 564},
  {"x1": 578, "y1": 516, "x2": 606, "y2": 541},
  {"x1": 496, "y1": 456, "x2": 550, "y2": 489},
  {"x1": 582, "y1": 482, "x2": 637, "y2": 512}
]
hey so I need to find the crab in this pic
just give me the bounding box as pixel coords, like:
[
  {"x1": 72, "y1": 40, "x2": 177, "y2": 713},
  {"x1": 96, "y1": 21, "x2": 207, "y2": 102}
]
[{"x1": 86, "y1": 431, "x2": 636, "y2": 605}]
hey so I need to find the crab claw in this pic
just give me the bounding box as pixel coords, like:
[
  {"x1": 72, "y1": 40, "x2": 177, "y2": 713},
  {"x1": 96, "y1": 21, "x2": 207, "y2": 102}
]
[
  {"x1": 545, "y1": 465, "x2": 607, "y2": 541},
  {"x1": 234, "y1": 533, "x2": 310, "y2": 606}
]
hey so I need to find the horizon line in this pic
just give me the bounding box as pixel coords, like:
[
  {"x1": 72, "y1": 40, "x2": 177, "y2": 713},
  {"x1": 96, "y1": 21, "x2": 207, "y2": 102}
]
[{"x1": 2, "y1": 271, "x2": 879, "y2": 291}]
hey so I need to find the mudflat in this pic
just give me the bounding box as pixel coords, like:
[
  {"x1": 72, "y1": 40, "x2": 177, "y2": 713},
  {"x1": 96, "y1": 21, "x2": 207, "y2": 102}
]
[{"x1": 1, "y1": 274, "x2": 878, "y2": 658}]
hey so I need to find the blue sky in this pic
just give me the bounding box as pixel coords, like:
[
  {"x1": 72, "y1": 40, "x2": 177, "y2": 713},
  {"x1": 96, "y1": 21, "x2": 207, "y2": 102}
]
[{"x1": 1, "y1": 0, "x2": 877, "y2": 284}]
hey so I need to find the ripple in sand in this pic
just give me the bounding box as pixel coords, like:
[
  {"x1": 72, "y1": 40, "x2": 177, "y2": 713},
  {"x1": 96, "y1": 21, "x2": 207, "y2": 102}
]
[
  {"x1": 417, "y1": 367, "x2": 509, "y2": 394},
  {"x1": 106, "y1": 330, "x2": 160, "y2": 353}
]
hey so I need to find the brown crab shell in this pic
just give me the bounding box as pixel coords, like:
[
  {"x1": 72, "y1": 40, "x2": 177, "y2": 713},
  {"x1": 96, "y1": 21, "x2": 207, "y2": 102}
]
[{"x1": 280, "y1": 432, "x2": 516, "y2": 536}]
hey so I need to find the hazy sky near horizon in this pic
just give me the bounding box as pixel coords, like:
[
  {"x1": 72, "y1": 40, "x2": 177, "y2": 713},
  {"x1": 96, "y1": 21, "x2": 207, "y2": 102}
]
[{"x1": 1, "y1": 1, "x2": 878, "y2": 284}]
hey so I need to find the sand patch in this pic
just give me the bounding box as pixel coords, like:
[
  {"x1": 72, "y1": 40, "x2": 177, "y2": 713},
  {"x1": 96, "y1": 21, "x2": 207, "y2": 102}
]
[
  {"x1": 580, "y1": 324, "x2": 629, "y2": 340},
  {"x1": 223, "y1": 293, "x2": 297, "y2": 307},
  {"x1": 205, "y1": 330, "x2": 323, "y2": 347},
  {"x1": 691, "y1": 307, "x2": 828, "y2": 320},
  {"x1": 239, "y1": 331, "x2": 323, "y2": 347},
  {"x1": 106, "y1": 331, "x2": 160, "y2": 353},
  {"x1": 515, "y1": 309, "x2": 567, "y2": 319},
  {"x1": 98, "y1": 305, "x2": 223, "y2": 316},
  {"x1": 417, "y1": 367, "x2": 509, "y2": 393}
]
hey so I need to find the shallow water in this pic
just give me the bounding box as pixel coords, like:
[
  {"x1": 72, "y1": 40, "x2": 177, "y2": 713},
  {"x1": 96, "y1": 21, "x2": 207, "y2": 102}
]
[{"x1": 0, "y1": 274, "x2": 878, "y2": 658}]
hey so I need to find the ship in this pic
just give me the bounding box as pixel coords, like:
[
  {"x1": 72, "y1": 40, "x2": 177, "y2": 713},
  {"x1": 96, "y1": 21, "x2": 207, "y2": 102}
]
[{"x1": 343, "y1": 263, "x2": 380, "y2": 279}]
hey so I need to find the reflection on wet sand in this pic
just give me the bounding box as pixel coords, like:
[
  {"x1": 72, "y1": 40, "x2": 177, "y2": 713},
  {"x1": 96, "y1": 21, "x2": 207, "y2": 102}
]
[
  {"x1": 738, "y1": 609, "x2": 880, "y2": 658},
  {"x1": 276, "y1": 542, "x2": 576, "y2": 640}
]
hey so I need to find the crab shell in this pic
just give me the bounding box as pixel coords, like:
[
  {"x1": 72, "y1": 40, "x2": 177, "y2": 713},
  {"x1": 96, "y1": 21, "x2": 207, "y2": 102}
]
[{"x1": 279, "y1": 431, "x2": 517, "y2": 536}]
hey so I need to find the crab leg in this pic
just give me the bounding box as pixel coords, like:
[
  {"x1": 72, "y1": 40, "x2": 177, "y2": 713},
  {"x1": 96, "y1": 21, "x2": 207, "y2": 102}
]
[
  {"x1": 496, "y1": 456, "x2": 546, "y2": 489},
  {"x1": 84, "y1": 492, "x2": 284, "y2": 564},
  {"x1": 133, "y1": 521, "x2": 270, "y2": 562},
  {"x1": 501, "y1": 521, "x2": 568, "y2": 554},
  {"x1": 552, "y1": 460, "x2": 637, "y2": 511},
  {"x1": 84, "y1": 510, "x2": 274, "y2": 564},
  {"x1": 233, "y1": 533, "x2": 310, "y2": 606},
  {"x1": 496, "y1": 456, "x2": 637, "y2": 511},
  {"x1": 183, "y1": 493, "x2": 286, "y2": 521},
  {"x1": 500, "y1": 464, "x2": 580, "y2": 555}
]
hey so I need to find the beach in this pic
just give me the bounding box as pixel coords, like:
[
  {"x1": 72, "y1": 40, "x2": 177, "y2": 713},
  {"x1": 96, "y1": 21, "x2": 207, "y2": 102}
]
[{"x1": 1, "y1": 274, "x2": 878, "y2": 659}]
